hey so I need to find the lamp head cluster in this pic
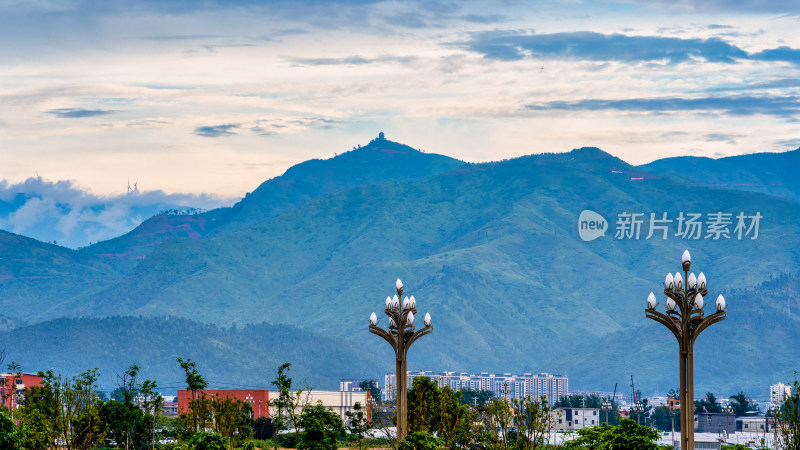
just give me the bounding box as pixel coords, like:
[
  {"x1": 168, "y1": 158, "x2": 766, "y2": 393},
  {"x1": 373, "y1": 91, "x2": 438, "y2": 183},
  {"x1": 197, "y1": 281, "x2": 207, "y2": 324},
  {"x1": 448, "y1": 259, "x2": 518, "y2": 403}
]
[
  {"x1": 647, "y1": 250, "x2": 727, "y2": 315},
  {"x1": 369, "y1": 278, "x2": 433, "y2": 333}
]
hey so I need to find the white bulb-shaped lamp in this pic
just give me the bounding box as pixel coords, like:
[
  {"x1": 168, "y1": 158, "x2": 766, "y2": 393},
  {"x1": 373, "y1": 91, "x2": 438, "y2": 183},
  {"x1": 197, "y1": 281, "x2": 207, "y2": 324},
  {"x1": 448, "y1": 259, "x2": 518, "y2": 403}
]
[
  {"x1": 716, "y1": 294, "x2": 726, "y2": 312},
  {"x1": 385, "y1": 296, "x2": 391, "y2": 310},
  {"x1": 403, "y1": 296, "x2": 409, "y2": 310},
  {"x1": 698, "y1": 272, "x2": 706, "y2": 289},
  {"x1": 424, "y1": 312, "x2": 431, "y2": 327},
  {"x1": 666, "y1": 298, "x2": 677, "y2": 312},
  {"x1": 688, "y1": 273, "x2": 697, "y2": 289},
  {"x1": 647, "y1": 292, "x2": 656, "y2": 310},
  {"x1": 665, "y1": 273, "x2": 674, "y2": 289},
  {"x1": 396, "y1": 278, "x2": 403, "y2": 291},
  {"x1": 410, "y1": 295, "x2": 416, "y2": 309},
  {"x1": 682, "y1": 250, "x2": 691, "y2": 264},
  {"x1": 694, "y1": 293, "x2": 704, "y2": 310},
  {"x1": 407, "y1": 311, "x2": 414, "y2": 326},
  {"x1": 392, "y1": 294, "x2": 399, "y2": 309},
  {"x1": 674, "y1": 272, "x2": 683, "y2": 289},
  {"x1": 369, "y1": 312, "x2": 377, "y2": 326},
  {"x1": 389, "y1": 318, "x2": 396, "y2": 327}
]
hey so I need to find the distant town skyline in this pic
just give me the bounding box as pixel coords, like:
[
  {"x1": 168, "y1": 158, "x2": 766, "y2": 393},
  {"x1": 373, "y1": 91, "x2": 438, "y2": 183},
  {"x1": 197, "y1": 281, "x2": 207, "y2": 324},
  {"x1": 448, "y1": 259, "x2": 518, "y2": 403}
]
[{"x1": 2, "y1": 0, "x2": 800, "y2": 197}]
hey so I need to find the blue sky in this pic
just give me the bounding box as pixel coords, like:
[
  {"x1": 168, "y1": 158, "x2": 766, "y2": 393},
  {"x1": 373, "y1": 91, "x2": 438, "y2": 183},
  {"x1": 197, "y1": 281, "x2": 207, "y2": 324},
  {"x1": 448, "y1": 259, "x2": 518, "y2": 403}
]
[{"x1": 1, "y1": 0, "x2": 799, "y2": 198}]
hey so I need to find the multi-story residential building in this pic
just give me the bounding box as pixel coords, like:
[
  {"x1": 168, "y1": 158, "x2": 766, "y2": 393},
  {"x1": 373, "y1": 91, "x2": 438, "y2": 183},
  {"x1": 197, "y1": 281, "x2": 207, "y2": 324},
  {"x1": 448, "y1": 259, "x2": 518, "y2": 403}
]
[
  {"x1": 551, "y1": 407, "x2": 600, "y2": 430},
  {"x1": 770, "y1": 382, "x2": 792, "y2": 409},
  {"x1": 0, "y1": 372, "x2": 43, "y2": 409},
  {"x1": 384, "y1": 371, "x2": 568, "y2": 404}
]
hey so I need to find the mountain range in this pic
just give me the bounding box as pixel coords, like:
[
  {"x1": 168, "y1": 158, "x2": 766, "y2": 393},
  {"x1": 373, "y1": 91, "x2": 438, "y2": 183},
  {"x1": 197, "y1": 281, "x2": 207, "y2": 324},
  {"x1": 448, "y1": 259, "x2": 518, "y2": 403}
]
[{"x1": 1, "y1": 136, "x2": 799, "y2": 397}]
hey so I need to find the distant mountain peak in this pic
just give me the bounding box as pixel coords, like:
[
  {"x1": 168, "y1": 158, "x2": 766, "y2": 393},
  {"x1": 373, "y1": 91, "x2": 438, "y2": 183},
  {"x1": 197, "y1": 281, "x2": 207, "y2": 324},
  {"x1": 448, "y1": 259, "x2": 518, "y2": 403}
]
[{"x1": 569, "y1": 146, "x2": 614, "y2": 159}]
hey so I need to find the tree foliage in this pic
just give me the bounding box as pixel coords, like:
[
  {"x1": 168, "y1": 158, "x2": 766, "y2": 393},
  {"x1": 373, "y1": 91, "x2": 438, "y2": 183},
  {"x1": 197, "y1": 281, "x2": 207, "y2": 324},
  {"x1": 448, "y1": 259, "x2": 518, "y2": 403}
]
[
  {"x1": 297, "y1": 402, "x2": 345, "y2": 450},
  {"x1": 730, "y1": 391, "x2": 759, "y2": 417},
  {"x1": 695, "y1": 392, "x2": 722, "y2": 413},
  {"x1": 344, "y1": 401, "x2": 372, "y2": 450},
  {"x1": 481, "y1": 395, "x2": 554, "y2": 450},
  {"x1": 398, "y1": 431, "x2": 444, "y2": 450},
  {"x1": 563, "y1": 418, "x2": 660, "y2": 450},
  {"x1": 775, "y1": 373, "x2": 800, "y2": 450},
  {"x1": 406, "y1": 377, "x2": 483, "y2": 449}
]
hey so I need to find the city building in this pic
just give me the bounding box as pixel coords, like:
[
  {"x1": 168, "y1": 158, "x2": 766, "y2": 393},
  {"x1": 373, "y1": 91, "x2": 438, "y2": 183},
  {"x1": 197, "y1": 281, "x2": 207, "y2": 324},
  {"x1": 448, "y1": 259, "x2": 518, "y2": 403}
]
[
  {"x1": 667, "y1": 397, "x2": 680, "y2": 411},
  {"x1": 770, "y1": 382, "x2": 792, "y2": 409},
  {"x1": 737, "y1": 416, "x2": 778, "y2": 433},
  {"x1": 291, "y1": 390, "x2": 371, "y2": 422},
  {"x1": 177, "y1": 389, "x2": 270, "y2": 419},
  {"x1": 384, "y1": 371, "x2": 568, "y2": 404},
  {"x1": 0, "y1": 372, "x2": 43, "y2": 409},
  {"x1": 339, "y1": 379, "x2": 376, "y2": 392},
  {"x1": 551, "y1": 407, "x2": 600, "y2": 430},
  {"x1": 695, "y1": 412, "x2": 736, "y2": 434}
]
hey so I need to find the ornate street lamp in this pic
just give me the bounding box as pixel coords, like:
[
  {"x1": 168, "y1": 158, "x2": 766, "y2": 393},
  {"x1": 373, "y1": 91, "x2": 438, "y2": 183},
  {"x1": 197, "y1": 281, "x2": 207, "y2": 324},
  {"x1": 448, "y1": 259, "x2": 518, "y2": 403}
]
[
  {"x1": 722, "y1": 405, "x2": 733, "y2": 440},
  {"x1": 645, "y1": 250, "x2": 727, "y2": 450},
  {"x1": 602, "y1": 400, "x2": 612, "y2": 424},
  {"x1": 633, "y1": 402, "x2": 644, "y2": 425},
  {"x1": 369, "y1": 278, "x2": 433, "y2": 440}
]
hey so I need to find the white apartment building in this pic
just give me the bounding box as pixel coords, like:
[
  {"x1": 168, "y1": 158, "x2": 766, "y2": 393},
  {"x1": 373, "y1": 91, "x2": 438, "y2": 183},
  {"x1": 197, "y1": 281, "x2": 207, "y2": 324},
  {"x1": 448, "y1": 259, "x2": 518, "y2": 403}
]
[
  {"x1": 770, "y1": 382, "x2": 792, "y2": 409},
  {"x1": 551, "y1": 407, "x2": 601, "y2": 431},
  {"x1": 384, "y1": 371, "x2": 568, "y2": 404}
]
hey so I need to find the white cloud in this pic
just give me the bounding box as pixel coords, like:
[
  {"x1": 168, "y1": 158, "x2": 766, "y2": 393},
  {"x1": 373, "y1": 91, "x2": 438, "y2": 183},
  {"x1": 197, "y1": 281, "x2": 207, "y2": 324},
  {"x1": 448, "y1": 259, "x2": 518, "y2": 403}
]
[{"x1": 0, "y1": 177, "x2": 233, "y2": 248}]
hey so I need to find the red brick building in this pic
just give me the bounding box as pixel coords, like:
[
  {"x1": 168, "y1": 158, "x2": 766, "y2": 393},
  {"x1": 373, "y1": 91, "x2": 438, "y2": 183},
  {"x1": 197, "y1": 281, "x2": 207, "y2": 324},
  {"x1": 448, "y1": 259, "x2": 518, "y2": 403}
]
[
  {"x1": 0, "y1": 372, "x2": 44, "y2": 409},
  {"x1": 177, "y1": 389, "x2": 270, "y2": 419}
]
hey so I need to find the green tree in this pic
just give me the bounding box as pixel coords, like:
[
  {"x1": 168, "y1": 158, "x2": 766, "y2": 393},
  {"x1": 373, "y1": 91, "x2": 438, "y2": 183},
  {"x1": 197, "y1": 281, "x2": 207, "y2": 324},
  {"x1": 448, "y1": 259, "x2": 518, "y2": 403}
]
[
  {"x1": 730, "y1": 392, "x2": 759, "y2": 417},
  {"x1": 297, "y1": 402, "x2": 345, "y2": 450},
  {"x1": 15, "y1": 408, "x2": 51, "y2": 450},
  {"x1": 398, "y1": 431, "x2": 443, "y2": 450},
  {"x1": 481, "y1": 395, "x2": 554, "y2": 450},
  {"x1": 139, "y1": 378, "x2": 164, "y2": 450},
  {"x1": 650, "y1": 405, "x2": 679, "y2": 432},
  {"x1": 406, "y1": 377, "x2": 482, "y2": 449},
  {"x1": 458, "y1": 388, "x2": 494, "y2": 406},
  {"x1": 21, "y1": 368, "x2": 103, "y2": 450},
  {"x1": 344, "y1": 401, "x2": 372, "y2": 450},
  {"x1": 209, "y1": 395, "x2": 252, "y2": 447},
  {"x1": 177, "y1": 358, "x2": 208, "y2": 434},
  {"x1": 563, "y1": 418, "x2": 660, "y2": 450},
  {"x1": 0, "y1": 409, "x2": 21, "y2": 450},
  {"x1": 358, "y1": 380, "x2": 381, "y2": 404},
  {"x1": 775, "y1": 373, "x2": 800, "y2": 450},
  {"x1": 270, "y1": 362, "x2": 305, "y2": 449},
  {"x1": 695, "y1": 392, "x2": 722, "y2": 413},
  {"x1": 253, "y1": 416, "x2": 277, "y2": 440},
  {"x1": 187, "y1": 431, "x2": 229, "y2": 450}
]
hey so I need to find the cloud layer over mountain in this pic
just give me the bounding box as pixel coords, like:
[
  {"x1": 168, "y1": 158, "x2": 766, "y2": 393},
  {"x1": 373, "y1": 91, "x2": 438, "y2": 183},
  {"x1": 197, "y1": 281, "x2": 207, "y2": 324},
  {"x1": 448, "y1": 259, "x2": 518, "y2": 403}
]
[{"x1": 0, "y1": 178, "x2": 231, "y2": 248}]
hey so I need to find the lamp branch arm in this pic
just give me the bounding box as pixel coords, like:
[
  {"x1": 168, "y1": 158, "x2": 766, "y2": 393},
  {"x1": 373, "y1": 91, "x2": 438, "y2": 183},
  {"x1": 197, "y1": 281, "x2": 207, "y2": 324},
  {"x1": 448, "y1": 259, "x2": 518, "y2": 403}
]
[
  {"x1": 692, "y1": 311, "x2": 726, "y2": 339},
  {"x1": 403, "y1": 326, "x2": 433, "y2": 358},
  {"x1": 645, "y1": 310, "x2": 682, "y2": 342},
  {"x1": 369, "y1": 325, "x2": 398, "y2": 351}
]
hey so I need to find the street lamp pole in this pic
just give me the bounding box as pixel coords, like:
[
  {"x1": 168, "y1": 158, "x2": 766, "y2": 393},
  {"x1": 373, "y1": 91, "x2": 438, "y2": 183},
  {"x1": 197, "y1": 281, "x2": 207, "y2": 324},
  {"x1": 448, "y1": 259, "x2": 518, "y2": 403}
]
[
  {"x1": 633, "y1": 402, "x2": 644, "y2": 426},
  {"x1": 645, "y1": 250, "x2": 727, "y2": 450},
  {"x1": 723, "y1": 405, "x2": 732, "y2": 441},
  {"x1": 602, "y1": 401, "x2": 612, "y2": 424},
  {"x1": 369, "y1": 278, "x2": 433, "y2": 440}
]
